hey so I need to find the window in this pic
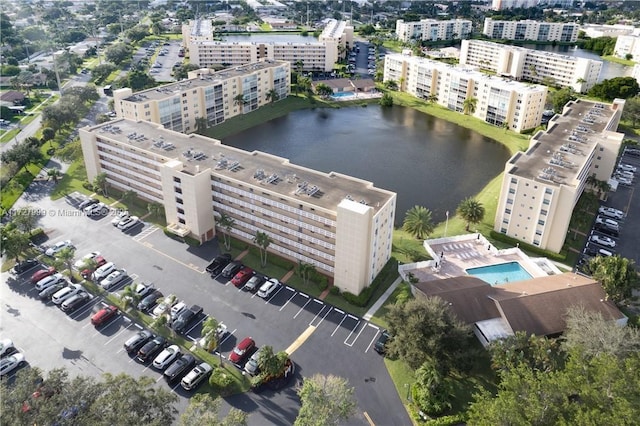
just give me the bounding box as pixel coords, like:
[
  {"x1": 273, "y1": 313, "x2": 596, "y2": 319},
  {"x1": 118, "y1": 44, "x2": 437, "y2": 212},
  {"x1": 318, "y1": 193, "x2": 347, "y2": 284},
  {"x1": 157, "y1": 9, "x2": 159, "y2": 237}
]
[
  {"x1": 173, "y1": 177, "x2": 181, "y2": 183},
  {"x1": 505, "y1": 208, "x2": 511, "y2": 214},
  {"x1": 177, "y1": 208, "x2": 184, "y2": 214},
  {"x1": 176, "y1": 197, "x2": 183, "y2": 204},
  {"x1": 178, "y1": 218, "x2": 186, "y2": 224},
  {"x1": 538, "y1": 219, "x2": 545, "y2": 226},
  {"x1": 545, "y1": 188, "x2": 553, "y2": 195},
  {"x1": 509, "y1": 188, "x2": 516, "y2": 194},
  {"x1": 540, "y1": 209, "x2": 547, "y2": 216}
]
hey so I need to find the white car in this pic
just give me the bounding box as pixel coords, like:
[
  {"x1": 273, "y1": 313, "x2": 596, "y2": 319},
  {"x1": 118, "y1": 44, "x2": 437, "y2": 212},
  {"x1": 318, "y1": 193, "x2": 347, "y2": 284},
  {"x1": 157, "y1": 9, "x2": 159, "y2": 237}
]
[
  {"x1": 92, "y1": 262, "x2": 116, "y2": 281},
  {"x1": 118, "y1": 216, "x2": 140, "y2": 231},
  {"x1": 45, "y1": 240, "x2": 72, "y2": 257},
  {"x1": 152, "y1": 345, "x2": 181, "y2": 370},
  {"x1": 84, "y1": 202, "x2": 107, "y2": 216},
  {"x1": 100, "y1": 269, "x2": 128, "y2": 290},
  {"x1": 35, "y1": 273, "x2": 67, "y2": 291},
  {"x1": 0, "y1": 352, "x2": 26, "y2": 376},
  {"x1": 181, "y1": 362, "x2": 212, "y2": 391},
  {"x1": 590, "y1": 234, "x2": 616, "y2": 248},
  {"x1": 111, "y1": 211, "x2": 129, "y2": 226},
  {"x1": 74, "y1": 251, "x2": 101, "y2": 269},
  {"x1": 170, "y1": 301, "x2": 187, "y2": 320},
  {"x1": 595, "y1": 216, "x2": 619, "y2": 229},
  {"x1": 257, "y1": 278, "x2": 280, "y2": 299},
  {"x1": 52, "y1": 284, "x2": 84, "y2": 305},
  {"x1": 598, "y1": 207, "x2": 624, "y2": 220},
  {"x1": 618, "y1": 163, "x2": 637, "y2": 173},
  {"x1": 152, "y1": 295, "x2": 177, "y2": 317},
  {"x1": 616, "y1": 177, "x2": 633, "y2": 186},
  {"x1": 616, "y1": 169, "x2": 634, "y2": 179},
  {"x1": 0, "y1": 339, "x2": 15, "y2": 358}
]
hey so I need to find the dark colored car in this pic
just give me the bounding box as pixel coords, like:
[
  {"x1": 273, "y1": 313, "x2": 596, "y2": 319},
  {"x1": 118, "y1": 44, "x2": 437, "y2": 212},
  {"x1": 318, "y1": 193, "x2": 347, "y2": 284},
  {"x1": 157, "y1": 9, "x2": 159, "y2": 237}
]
[
  {"x1": 163, "y1": 353, "x2": 196, "y2": 383},
  {"x1": 243, "y1": 275, "x2": 265, "y2": 292},
  {"x1": 206, "y1": 253, "x2": 232, "y2": 275},
  {"x1": 124, "y1": 330, "x2": 154, "y2": 354},
  {"x1": 595, "y1": 223, "x2": 619, "y2": 238},
  {"x1": 30, "y1": 267, "x2": 56, "y2": 284},
  {"x1": 12, "y1": 259, "x2": 39, "y2": 275},
  {"x1": 39, "y1": 282, "x2": 66, "y2": 300},
  {"x1": 231, "y1": 267, "x2": 254, "y2": 287},
  {"x1": 172, "y1": 305, "x2": 203, "y2": 334},
  {"x1": 60, "y1": 292, "x2": 91, "y2": 313},
  {"x1": 221, "y1": 261, "x2": 243, "y2": 279},
  {"x1": 137, "y1": 336, "x2": 167, "y2": 363},
  {"x1": 91, "y1": 305, "x2": 118, "y2": 326},
  {"x1": 229, "y1": 337, "x2": 256, "y2": 367},
  {"x1": 137, "y1": 290, "x2": 163, "y2": 312},
  {"x1": 374, "y1": 330, "x2": 390, "y2": 354}
]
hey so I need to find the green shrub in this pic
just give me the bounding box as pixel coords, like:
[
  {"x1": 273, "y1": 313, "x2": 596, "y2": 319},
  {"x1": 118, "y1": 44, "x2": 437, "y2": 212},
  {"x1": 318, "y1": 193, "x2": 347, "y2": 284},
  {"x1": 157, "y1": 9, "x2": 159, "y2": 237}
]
[
  {"x1": 209, "y1": 367, "x2": 235, "y2": 396},
  {"x1": 184, "y1": 235, "x2": 201, "y2": 246},
  {"x1": 330, "y1": 286, "x2": 340, "y2": 295}
]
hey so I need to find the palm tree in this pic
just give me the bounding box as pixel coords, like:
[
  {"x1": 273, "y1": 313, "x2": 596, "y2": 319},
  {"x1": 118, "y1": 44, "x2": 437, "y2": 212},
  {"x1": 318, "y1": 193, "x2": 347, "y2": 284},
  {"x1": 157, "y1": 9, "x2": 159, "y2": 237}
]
[
  {"x1": 427, "y1": 94, "x2": 438, "y2": 103},
  {"x1": 457, "y1": 197, "x2": 485, "y2": 232},
  {"x1": 55, "y1": 247, "x2": 76, "y2": 281},
  {"x1": 0, "y1": 229, "x2": 30, "y2": 263},
  {"x1": 297, "y1": 261, "x2": 316, "y2": 286},
  {"x1": 195, "y1": 117, "x2": 208, "y2": 134},
  {"x1": 402, "y1": 206, "x2": 434, "y2": 240},
  {"x1": 121, "y1": 189, "x2": 137, "y2": 204},
  {"x1": 586, "y1": 173, "x2": 598, "y2": 189},
  {"x1": 201, "y1": 316, "x2": 221, "y2": 353},
  {"x1": 297, "y1": 76, "x2": 312, "y2": 95},
  {"x1": 121, "y1": 284, "x2": 141, "y2": 311},
  {"x1": 93, "y1": 172, "x2": 109, "y2": 197},
  {"x1": 254, "y1": 231, "x2": 271, "y2": 267},
  {"x1": 462, "y1": 97, "x2": 477, "y2": 115},
  {"x1": 217, "y1": 212, "x2": 235, "y2": 251},
  {"x1": 47, "y1": 168, "x2": 61, "y2": 182},
  {"x1": 147, "y1": 202, "x2": 163, "y2": 219},
  {"x1": 294, "y1": 60, "x2": 304, "y2": 74},
  {"x1": 384, "y1": 80, "x2": 398, "y2": 91},
  {"x1": 151, "y1": 314, "x2": 167, "y2": 330},
  {"x1": 265, "y1": 89, "x2": 278, "y2": 104}
]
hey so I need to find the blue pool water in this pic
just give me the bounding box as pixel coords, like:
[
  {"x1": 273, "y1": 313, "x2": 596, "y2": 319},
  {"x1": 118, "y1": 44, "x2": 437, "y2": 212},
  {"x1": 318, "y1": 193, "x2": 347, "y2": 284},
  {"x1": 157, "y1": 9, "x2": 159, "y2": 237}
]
[
  {"x1": 331, "y1": 91, "x2": 355, "y2": 98},
  {"x1": 466, "y1": 262, "x2": 532, "y2": 286}
]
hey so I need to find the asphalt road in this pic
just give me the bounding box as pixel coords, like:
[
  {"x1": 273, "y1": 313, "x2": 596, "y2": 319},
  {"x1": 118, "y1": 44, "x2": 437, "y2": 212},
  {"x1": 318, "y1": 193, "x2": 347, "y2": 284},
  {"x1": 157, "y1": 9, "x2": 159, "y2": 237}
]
[{"x1": 3, "y1": 185, "x2": 409, "y2": 425}]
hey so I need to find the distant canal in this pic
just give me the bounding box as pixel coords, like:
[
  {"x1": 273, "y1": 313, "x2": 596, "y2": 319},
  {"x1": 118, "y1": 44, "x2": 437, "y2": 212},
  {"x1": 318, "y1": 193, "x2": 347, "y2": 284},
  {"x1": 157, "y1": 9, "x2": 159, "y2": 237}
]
[{"x1": 222, "y1": 105, "x2": 511, "y2": 225}]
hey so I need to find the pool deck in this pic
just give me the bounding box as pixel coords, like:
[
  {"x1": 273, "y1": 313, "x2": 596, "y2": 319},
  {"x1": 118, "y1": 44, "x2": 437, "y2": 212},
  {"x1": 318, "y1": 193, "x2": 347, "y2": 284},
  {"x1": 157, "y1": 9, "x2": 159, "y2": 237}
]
[{"x1": 400, "y1": 234, "x2": 556, "y2": 285}]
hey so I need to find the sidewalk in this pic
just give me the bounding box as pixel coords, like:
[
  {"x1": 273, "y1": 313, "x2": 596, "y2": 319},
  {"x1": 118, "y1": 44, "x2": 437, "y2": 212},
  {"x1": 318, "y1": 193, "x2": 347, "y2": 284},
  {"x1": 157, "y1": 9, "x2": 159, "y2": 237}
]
[{"x1": 362, "y1": 276, "x2": 403, "y2": 321}]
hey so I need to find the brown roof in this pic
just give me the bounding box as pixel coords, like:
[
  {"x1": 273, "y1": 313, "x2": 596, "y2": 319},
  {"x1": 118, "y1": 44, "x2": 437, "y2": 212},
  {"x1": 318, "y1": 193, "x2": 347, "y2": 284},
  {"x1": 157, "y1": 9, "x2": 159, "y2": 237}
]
[
  {"x1": 0, "y1": 91, "x2": 25, "y2": 102},
  {"x1": 413, "y1": 272, "x2": 625, "y2": 337},
  {"x1": 350, "y1": 78, "x2": 376, "y2": 89},
  {"x1": 314, "y1": 78, "x2": 353, "y2": 90}
]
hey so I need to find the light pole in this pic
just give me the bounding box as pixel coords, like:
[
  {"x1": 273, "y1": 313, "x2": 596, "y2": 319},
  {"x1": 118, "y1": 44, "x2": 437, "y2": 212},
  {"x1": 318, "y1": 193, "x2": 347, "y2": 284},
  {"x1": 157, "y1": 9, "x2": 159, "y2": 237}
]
[{"x1": 444, "y1": 210, "x2": 449, "y2": 238}]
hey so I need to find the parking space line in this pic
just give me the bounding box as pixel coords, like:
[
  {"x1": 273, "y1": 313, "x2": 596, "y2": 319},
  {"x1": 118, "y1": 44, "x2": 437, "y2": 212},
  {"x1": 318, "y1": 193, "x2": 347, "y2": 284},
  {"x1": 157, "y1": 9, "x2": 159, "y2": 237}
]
[
  {"x1": 104, "y1": 320, "x2": 134, "y2": 345},
  {"x1": 331, "y1": 313, "x2": 348, "y2": 337},
  {"x1": 344, "y1": 320, "x2": 363, "y2": 347},
  {"x1": 347, "y1": 314, "x2": 358, "y2": 321},
  {"x1": 185, "y1": 314, "x2": 207, "y2": 338},
  {"x1": 285, "y1": 286, "x2": 294, "y2": 291},
  {"x1": 265, "y1": 285, "x2": 285, "y2": 304},
  {"x1": 156, "y1": 375, "x2": 164, "y2": 383},
  {"x1": 293, "y1": 298, "x2": 312, "y2": 319},
  {"x1": 310, "y1": 306, "x2": 331, "y2": 327},
  {"x1": 279, "y1": 291, "x2": 299, "y2": 311},
  {"x1": 285, "y1": 325, "x2": 317, "y2": 355},
  {"x1": 365, "y1": 327, "x2": 381, "y2": 353},
  {"x1": 71, "y1": 297, "x2": 102, "y2": 321},
  {"x1": 334, "y1": 308, "x2": 344, "y2": 315},
  {"x1": 91, "y1": 315, "x2": 126, "y2": 337},
  {"x1": 171, "y1": 382, "x2": 182, "y2": 394}
]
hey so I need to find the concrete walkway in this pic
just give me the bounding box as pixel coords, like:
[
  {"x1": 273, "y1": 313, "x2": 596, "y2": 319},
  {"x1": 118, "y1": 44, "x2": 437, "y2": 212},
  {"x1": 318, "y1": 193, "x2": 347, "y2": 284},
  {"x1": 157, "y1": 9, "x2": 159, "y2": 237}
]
[{"x1": 362, "y1": 276, "x2": 403, "y2": 321}]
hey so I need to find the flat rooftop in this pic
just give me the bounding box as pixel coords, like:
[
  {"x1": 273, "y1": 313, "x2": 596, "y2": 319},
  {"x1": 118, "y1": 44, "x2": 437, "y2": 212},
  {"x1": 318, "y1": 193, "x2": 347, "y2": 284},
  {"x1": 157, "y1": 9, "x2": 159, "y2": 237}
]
[
  {"x1": 506, "y1": 99, "x2": 617, "y2": 186},
  {"x1": 122, "y1": 61, "x2": 287, "y2": 103},
  {"x1": 85, "y1": 119, "x2": 395, "y2": 214},
  {"x1": 468, "y1": 40, "x2": 598, "y2": 63}
]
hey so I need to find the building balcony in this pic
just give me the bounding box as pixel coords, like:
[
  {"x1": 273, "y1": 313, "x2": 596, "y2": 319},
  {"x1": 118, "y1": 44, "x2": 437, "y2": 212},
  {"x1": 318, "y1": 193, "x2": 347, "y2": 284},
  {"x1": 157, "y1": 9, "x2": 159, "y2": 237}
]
[{"x1": 166, "y1": 222, "x2": 191, "y2": 238}]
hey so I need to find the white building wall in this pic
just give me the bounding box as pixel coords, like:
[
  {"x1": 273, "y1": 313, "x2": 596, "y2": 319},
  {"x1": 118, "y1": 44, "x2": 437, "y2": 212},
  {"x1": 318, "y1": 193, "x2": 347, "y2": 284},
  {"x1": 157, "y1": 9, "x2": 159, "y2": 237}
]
[
  {"x1": 395, "y1": 19, "x2": 473, "y2": 42},
  {"x1": 614, "y1": 35, "x2": 640, "y2": 61},
  {"x1": 483, "y1": 18, "x2": 579, "y2": 42}
]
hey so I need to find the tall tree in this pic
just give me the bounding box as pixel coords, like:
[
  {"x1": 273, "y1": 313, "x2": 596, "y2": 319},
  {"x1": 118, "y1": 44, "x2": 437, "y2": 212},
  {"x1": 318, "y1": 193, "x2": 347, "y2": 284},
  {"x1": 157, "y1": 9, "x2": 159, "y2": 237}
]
[
  {"x1": 233, "y1": 94, "x2": 247, "y2": 107},
  {"x1": 0, "y1": 227, "x2": 30, "y2": 263},
  {"x1": 456, "y1": 197, "x2": 485, "y2": 232},
  {"x1": 412, "y1": 360, "x2": 453, "y2": 415},
  {"x1": 489, "y1": 331, "x2": 563, "y2": 374},
  {"x1": 93, "y1": 172, "x2": 109, "y2": 197},
  {"x1": 121, "y1": 189, "x2": 137, "y2": 204},
  {"x1": 254, "y1": 231, "x2": 271, "y2": 267},
  {"x1": 11, "y1": 206, "x2": 39, "y2": 235},
  {"x1": 296, "y1": 261, "x2": 316, "y2": 286},
  {"x1": 295, "y1": 374, "x2": 357, "y2": 426},
  {"x1": 402, "y1": 205, "x2": 434, "y2": 240},
  {"x1": 195, "y1": 117, "x2": 208, "y2": 134},
  {"x1": 147, "y1": 202, "x2": 163, "y2": 219},
  {"x1": 217, "y1": 212, "x2": 235, "y2": 251},
  {"x1": 587, "y1": 255, "x2": 639, "y2": 303},
  {"x1": 201, "y1": 316, "x2": 221, "y2": 353},
  {"x1": 265, "y1": 89, "x2": 278, "y2": 104},
  {"x1": 54, "y1": 246, "x2": 76, "y2": 280},
  {"x1": 462, "y1": 97, "x2": 477, "y2": 115},
  {"x1": 180, "y1": 393, "x2": 247, "y2": 426}
]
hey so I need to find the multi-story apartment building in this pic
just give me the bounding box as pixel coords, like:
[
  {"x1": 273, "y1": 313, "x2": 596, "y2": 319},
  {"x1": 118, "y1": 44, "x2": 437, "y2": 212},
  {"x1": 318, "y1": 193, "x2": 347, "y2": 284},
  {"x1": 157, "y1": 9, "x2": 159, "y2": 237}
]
[
  {"x1": 113, "y1": 61, "x2": 290, "y2": 134},
  {"x1": 395, "y1": 19, "x2": 472, "y2": 42},
  {"x1": 491, "y1": 0, "x2": 537, "y2": 10},
  {"x1": 460, "y1": 40, "x2": 602, "y2": 93},
  {"x1": 581, "y1": 24, "x2": 638, "y2": 39},
  {"x1": 185, "y1": 19, "x2": 352, "y2": 72},
  {"x1": 483, "y1": 18, "x2": 579, "y2": 43},
  {"x1": 614, "y1": 35, "x2": 640, "y2": 61},
  {"x1": 79, "y1": 119, "x2": 396, "y2": 295},
  {"x1": 181, "y1": 19, "x2": 214, "y2": 48},
  {"x1": 494, "y1": 99, "x2": 626, "y2": 252},
  {"x1": 384, "y1": 53, "x2": 547, "y2": 133}
]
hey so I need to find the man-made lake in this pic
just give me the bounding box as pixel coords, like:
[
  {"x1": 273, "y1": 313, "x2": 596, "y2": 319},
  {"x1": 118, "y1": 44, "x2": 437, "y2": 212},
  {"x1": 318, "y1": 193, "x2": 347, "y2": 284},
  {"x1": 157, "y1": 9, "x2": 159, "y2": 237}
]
[{"x1": 222, "y1": 105, "x2": 511, "y2": 225}]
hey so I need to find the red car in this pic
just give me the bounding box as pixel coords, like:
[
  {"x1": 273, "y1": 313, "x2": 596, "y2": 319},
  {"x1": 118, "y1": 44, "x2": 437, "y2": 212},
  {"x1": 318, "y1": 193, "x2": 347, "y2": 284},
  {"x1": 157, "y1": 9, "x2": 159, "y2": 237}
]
[
  {"x1": 91, "y1": 305, "x2": 118, "y2": 326},
  {"x1": 30, "y1": 267, "x2": 56, "y2": 284},
  {"x1": 80, "y1": 256, "x2": 107, "y2": 280},
  {"x1": 231, "y1": 267, "x2": 254, "y2": 287},
  {"x1": 229, "y1": 337, "x2": 255, "y2": 367}
]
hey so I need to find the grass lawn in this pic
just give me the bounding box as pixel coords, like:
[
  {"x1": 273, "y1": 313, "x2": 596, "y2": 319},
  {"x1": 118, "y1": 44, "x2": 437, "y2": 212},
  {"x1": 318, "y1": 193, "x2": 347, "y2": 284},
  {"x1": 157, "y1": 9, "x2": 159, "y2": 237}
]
[
  {"x1": 601, "y1": 55, "x2": 636, "y2": 66},
  {"x1": 50, "y1": 161, "x2": 90, "y2": 200}
]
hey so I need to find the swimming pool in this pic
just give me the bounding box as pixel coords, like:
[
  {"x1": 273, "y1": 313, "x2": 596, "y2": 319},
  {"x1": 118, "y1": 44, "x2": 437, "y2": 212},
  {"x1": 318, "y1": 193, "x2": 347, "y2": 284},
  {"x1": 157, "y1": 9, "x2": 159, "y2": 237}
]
[
  {"x1": 331, "y1": 91, "x2": 355, "y2": 98},
  {"x1": 466, "y1": 262, "x2": 532, "y2": 286}
]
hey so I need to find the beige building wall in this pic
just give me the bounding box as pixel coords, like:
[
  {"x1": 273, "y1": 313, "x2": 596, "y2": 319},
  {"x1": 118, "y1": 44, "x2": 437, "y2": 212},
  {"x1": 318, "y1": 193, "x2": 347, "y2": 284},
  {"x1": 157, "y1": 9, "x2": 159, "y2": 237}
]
[
  {"x1": 395, "y1": 19, "x2": 473, "y2": 42},
  {"x1": 334, "y1": 200, "x2": 374, "y2": 294},
  {"x1": 483, "y1": 18, "x2": 579, "y2": 42}
]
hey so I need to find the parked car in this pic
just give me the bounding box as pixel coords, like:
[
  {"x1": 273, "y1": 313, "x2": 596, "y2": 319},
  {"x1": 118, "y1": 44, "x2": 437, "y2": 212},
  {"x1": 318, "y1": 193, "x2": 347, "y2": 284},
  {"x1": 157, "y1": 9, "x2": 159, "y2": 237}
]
[
  {"x1": 257, "y1": 278, "x2": 280, "y2": 299},
  {"x1": 616, "y1": 177, "x2": 633, "y2": 186},
  {"x1": 60, "y1": 292, "x2": 91, "y2": 313},
  {"x1": 137, "y1": 336, "x2": 167, "y2": 363},
  {"x1": 91, "y1": 305, "x2": 118, "y2": 326},
  {"x1": 79, "y1": 256, "x2": 107, "y2": 279},
  {"x1": 45, "y1": 240, "x2": 72, "y2": 257},
  {"x1": 137, "y1": 290, "x2": 163, "y2": 312},
  {"x1": 0, "y1": 352, "x2": 26, "y2": 376},
  {"x1": 595, "y1": 216, "x2": 619, "y2": 230},
  {"x1": 172, "y1": 305, "x2": 203, "y2": 334},
  {"x1": 52, "y1": 284, "x2": 84, "y2": 305},
  {"x1": 132, "y1": 282, "x2": 155, "y2": 299},
  {"x1": 169, "y1": 301, "x2": 187, "y2": 321},
  {"x1": 153, "y1": 345, "x2": 181, "y2": 370},
  {"x1": 244, "y1": 275, "x2": 265, "y2": 292},
  {"x1": 231, "y1": 267, "x2": 254, "y2": 287},
  {"x1": 118, "y1": 216, "x2": 140, "y2": 231},
  {"x1": 78, "y1": 198, "x2": 98, "y2": 210},
  {"x1": 598, "y1": 207, "x2": 624, "y2": 220},
  {"x1": 625, "y1": 148, "x2": 640, "y2": 157},
  {"x1": 221, "y1": 261, "x2": 243, "y2": 279},
  {"x1": 181, "y1": 362, "x2": 212, "y2": 391},
  {"x1": 618, "y1": 163, "x2": 637, "y2": 173},
  {"x1": 229, "y1": 337, "x2": 255, "y2": 367},
  {"x1": 35, "y1": 273, "x2": 67, "y2": 291},
  {"x1": 11, "y1": 258, "x2": 38, "y2": 275},
  {"x1": 206, "y1": 253, "x2": 232, "y2": 275},
  {"x1": 0, "y1": 339, "x2": 15, "y2": 358},
  {"x1": 111, "y1": 210, "x2": 129, "y2": 226},
  {"x1": 590, "y1": 234, "x2": 616, "y2": 248},
  {"x1": 39, "y1": 282, "x2": 66, "y2": 300},
  {"x1": 100, "y1": 269, "x2": 128, "y2": 290},
  {"x1": 84, "y1": 202, "x2": 107, "y2": 216},
  {"x1": 244, "y1": 348, "x2": 263, "y2": 376},
  {"x1": 595, "y1": 223, "x2": 619, "y2": 237},
  {"x1": 374, "y1": 330, "x2": 390, "y2": 354},
  {"x1": 124, "y1": 330, "x2": 154, "y2": 354},
  {"x1": 92, "y1": 262, "x2": 116, "y2": 281},
  {"x1": 164, "y1": 354, "x2": 196, "y2": 383},
  {"x1": 152, "y1": 295, "x2": 177, "y2": 317},
  {"x1": 31, "y1": 267, "x2": 56, "y2": 284},
  {"x1": 74, "y1": 251, "x2": 101, "y2": 269}
]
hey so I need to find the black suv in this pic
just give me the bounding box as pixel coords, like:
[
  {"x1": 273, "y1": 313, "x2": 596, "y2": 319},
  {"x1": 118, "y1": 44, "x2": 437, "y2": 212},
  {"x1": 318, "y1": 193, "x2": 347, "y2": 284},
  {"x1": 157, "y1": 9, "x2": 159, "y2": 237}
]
[
  {"x1": 221, "y1": 261, "x2": 243, "y2": 279},
  {"x1": 164, "y1": 354, "x2": 196, "y2": 383},
  {"x1": 206, "y1": 253, "x2": 232, "y2": 275},
  {"x1": 172, "y1": 305, "x2": 203, "y2": 334},
  {"x1": 137, "y1": 336, "x2": 167, "y2": 363},
  {"x1": 124, "y1": 330, "x2": 154, "y2": 354},
  {"x1": 374, "y1": 330, "x2": 390, "y2": 354},
  {"x1": 137, "y1": 290, "x2": 163, "y2": 312},
  {"x1": 12, "y1": 259, "x2": 39, "y2": 275}
]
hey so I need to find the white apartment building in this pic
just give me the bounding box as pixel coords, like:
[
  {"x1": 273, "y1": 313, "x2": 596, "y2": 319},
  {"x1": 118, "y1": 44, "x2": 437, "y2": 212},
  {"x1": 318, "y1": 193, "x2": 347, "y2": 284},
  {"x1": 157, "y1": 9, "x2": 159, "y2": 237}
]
[
  {"x1": 494, "y1": 99, "x2": 625, "y2": 252},
  {"x1": 181, "y1": 19, "x2": 214, "y2": 50},
  {"x1": 113, "y1": 60, "x2": 290, "y2": 134},
  {"x1": 581, "y1": 24, "x2": 638, "y2": 39},
  {"x1": 460, "y1": 40, "x2": 602, "y2": 92},
  {"x1": 80, "y1": 119, "x2": 396, "y2": 295},
  {"x1": 383, "y1": 53, "x2": 548, "y2": 133},
  {"x1": 614, "y1": 35, "x2": 640, "y2": 62},
  {"x1": 491, "y1": 0, "x2": 538, "y2": 10},
  {"x1": 483, "y1": 18, "x2": 579, "y2": 43},
  {"x1": 185, "y1": 19, "x2": 352, "y2": 72},
  {"x1": 395, "y1": 19, "x2": 472, "y2": 42}
]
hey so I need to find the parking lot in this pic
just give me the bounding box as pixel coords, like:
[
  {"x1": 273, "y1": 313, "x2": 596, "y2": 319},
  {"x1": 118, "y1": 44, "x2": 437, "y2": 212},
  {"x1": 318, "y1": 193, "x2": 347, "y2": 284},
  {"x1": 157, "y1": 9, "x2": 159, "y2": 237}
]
[
  {"x1": 2, "y1": 190, "x2": 407, "y2": 425},
  {"x1": 577, "y1": 147, "x2": 640, "y2": 270},
  {"x1": 131, "y1": 40, "x2": 183, "y2": 83}
]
